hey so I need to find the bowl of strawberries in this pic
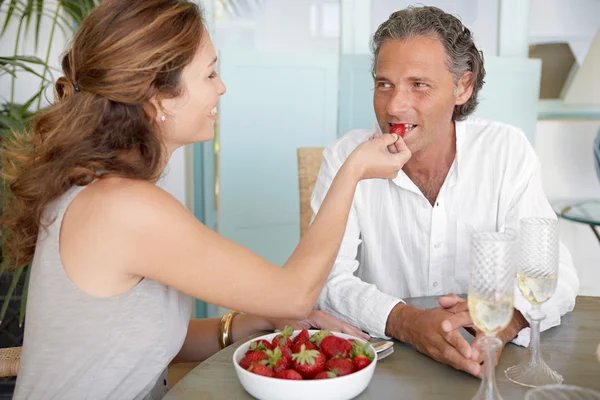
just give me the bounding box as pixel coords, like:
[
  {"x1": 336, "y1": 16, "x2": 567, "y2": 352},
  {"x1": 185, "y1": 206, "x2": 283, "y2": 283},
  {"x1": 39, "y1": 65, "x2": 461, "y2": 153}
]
[{"x1": 233, "y1": 326, "x2": 377, "y2": 400}]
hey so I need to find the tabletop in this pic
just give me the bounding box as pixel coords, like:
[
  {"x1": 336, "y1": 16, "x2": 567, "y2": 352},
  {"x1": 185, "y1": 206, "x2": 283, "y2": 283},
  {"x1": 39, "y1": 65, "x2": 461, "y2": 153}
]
[{"x1": 165, "y1": 296, "x2": 600, "y2": 400}]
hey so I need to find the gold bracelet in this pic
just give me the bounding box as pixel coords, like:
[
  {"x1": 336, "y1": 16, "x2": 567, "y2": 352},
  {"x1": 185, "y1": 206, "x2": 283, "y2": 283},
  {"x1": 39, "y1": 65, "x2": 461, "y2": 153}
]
[{"x1": 218, "y1": 311, "x2": 241, "y2": 350}]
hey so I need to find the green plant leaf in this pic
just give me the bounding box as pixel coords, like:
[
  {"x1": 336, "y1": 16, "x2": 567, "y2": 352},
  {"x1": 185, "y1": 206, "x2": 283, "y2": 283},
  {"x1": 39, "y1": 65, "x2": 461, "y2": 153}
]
[
  {"x1": 0, "y1": 258, "x2": 7, "y2": 282},
  {"x1": 0, "y1": 266, "x2": 24, "y2": 322},
  {"x1": 1, "y1": 0, "x2": 21, "y2": 37},
  {"x1": 19, "y1": 86, "x2": 45, "y2": 114},
  {"x1": 22, "y1": 0, "x2": 34, "y2": 36},
  {"x1": 0, "y1": 56, "x2": 53, "y2": 81},
  {"x1": 35, "y1": 0, "x2": 43, "y2": 50},
  {"x1": 19, "y1": 266, "x2": 31, "y2": 327}
]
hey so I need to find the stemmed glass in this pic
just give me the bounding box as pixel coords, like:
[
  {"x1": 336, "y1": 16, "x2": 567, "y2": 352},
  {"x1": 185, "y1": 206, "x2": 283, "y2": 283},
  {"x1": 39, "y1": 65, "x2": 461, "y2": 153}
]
[
  {"x1": 505, "y1": 217, "x2": 563, "y2": 387},
  {"x1": 525, "y1": 384, "x2": 600, "y2": 400},
  {"x1": 468, "y1": 230, "x2": 518, "y2": 400}
]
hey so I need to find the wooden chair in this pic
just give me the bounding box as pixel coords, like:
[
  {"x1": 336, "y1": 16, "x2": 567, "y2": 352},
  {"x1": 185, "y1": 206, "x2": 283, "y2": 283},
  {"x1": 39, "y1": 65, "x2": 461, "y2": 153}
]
[
  {"x1": 297, "y1": 148, "x2": 324, "y2": 238},
  {"x1": 0, "y1": 346, "x2": 21, "y2": 377}
]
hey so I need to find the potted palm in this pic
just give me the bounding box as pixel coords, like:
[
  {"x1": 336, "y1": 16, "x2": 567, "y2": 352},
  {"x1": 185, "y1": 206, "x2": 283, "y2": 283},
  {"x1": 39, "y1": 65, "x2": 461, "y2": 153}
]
[{"x1": 0, "y1": 0, "x2": 100, "y2": 350}]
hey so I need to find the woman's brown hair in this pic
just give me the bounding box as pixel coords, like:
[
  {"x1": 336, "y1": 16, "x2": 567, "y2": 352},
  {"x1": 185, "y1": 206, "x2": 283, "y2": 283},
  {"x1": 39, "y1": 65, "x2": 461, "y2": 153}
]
[{"x1": 2, "y1": 0, "x2": 204, "y2": 269}]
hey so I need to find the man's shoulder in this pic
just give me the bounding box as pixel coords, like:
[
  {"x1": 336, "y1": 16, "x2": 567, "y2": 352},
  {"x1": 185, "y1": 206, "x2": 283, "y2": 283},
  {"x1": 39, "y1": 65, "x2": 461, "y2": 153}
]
[
  {"x1": 462, "y1": 117, "x2": 529, "y2": 142},
  {"x1": 323, "y1": 129, "x2": 373, "y2": 163},
  {"x1": 461, "y1": 117, "x2": 535, "y2": 159}
]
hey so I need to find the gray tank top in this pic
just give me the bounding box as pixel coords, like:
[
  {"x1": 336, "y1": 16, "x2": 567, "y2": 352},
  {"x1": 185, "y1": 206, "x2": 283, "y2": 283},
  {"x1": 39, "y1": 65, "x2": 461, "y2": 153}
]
[{"x1": 14, "y1": 185, "x2": 192, "y2": 400}]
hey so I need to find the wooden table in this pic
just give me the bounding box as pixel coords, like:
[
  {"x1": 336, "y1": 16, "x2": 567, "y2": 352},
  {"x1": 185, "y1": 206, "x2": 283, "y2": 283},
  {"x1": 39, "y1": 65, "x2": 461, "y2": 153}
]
[{"x1": 165, "y1": 296, "x2": 600, "y2": 399}]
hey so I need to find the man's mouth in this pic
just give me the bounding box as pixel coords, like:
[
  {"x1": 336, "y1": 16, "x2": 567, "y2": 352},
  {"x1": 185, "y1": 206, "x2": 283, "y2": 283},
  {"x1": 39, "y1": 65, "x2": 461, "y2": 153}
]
[{"x1": 389, "y1": 122, "x2": 417, "y2": 133}]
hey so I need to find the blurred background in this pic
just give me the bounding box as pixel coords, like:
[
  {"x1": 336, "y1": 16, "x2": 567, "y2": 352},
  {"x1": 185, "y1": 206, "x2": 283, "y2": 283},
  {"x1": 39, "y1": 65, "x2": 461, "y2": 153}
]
[{"x1": 1, "y1": 0, "x2": 599, "y2": 322}]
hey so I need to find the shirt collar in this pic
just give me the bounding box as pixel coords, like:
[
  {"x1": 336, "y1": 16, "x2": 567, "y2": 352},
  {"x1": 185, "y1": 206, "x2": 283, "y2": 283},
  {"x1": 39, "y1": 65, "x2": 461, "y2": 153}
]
[{"x1": 379, "y1": 118, "x2": 467, "y2": 191}]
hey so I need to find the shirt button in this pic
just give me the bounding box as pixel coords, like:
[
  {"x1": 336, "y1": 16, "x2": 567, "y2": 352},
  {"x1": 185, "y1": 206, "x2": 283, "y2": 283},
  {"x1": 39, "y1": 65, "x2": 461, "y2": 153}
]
[
  {"x1": 434, "y1": 243, "x2": 441, "y2": 249},
  {"x1": 433, "y1": 282, "x2": 439, "y2": 287}
]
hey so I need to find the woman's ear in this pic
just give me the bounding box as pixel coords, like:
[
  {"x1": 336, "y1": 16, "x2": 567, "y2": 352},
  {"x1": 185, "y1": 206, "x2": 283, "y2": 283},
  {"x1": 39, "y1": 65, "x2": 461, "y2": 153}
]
[{"x1": 145, "y1": 97, "x2": 165, "y2": 123}]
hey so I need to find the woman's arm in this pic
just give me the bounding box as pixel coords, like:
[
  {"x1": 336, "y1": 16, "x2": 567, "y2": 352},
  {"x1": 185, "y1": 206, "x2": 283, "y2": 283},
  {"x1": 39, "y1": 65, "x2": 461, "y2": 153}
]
[{"x1": 68, "y1": 134, "x2": 409, "y2": 319}]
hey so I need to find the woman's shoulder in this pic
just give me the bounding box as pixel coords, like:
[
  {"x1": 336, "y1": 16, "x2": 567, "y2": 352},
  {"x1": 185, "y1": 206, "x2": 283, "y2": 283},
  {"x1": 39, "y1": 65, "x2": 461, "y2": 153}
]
[{"x1": 71, "y1": 176, "x2": 186, "y2": 227}]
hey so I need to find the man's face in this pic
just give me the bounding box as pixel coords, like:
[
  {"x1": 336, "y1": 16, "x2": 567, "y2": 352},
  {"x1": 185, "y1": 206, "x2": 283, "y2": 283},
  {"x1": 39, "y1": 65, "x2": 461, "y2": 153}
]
[{"x1": 373, "y1": 36, "x2": 472, "y2": 155}]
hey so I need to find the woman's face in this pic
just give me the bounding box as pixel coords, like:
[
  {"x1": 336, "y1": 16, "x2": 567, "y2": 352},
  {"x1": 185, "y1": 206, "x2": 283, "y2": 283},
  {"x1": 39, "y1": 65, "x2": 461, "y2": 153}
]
[{"x1": 158, "y1": 29, "x2": 226, "y2": 153}]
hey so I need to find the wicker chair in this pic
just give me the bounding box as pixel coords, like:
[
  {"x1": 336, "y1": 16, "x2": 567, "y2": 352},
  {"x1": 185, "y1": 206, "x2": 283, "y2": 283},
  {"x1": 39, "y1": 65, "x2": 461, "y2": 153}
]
[
  {"x1": 297, "y1": 148, "x2": 324, "y2": 238},
  {"x1": 0, "y1": 346, "x2": 21, "y2": 377}
]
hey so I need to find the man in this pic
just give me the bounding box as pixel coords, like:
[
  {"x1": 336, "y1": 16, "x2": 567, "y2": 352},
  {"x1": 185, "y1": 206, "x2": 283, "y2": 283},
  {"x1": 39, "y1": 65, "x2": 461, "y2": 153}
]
[{"x1": 311, "y1": 6, "x2": 579, "y2": 377}]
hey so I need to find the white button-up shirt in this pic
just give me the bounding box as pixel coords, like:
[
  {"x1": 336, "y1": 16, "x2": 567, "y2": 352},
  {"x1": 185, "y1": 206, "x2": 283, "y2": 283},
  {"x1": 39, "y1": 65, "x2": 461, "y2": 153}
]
[{"x1": 312, "y1": 117, "x2": 579, "y2": 347}]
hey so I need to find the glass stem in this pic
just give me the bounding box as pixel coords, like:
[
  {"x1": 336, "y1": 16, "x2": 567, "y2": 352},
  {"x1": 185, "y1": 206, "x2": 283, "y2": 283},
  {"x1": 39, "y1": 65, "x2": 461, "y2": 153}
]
[
  {"x1": 528, "y1": 305, "x2": 545, "y2": 366},
  {"x1": 482, "y1": 340, "x2": 497, "y2": 397},
  {"x1": 475, "y1": 335, "x2": 502, "y2": 400}
]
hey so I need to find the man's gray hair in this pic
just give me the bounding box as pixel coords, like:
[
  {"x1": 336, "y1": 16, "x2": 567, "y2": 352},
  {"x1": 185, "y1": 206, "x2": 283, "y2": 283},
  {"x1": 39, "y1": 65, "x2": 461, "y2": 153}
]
[{"x1": 371, "y1": 6, "x2": 485, "y2": 121}]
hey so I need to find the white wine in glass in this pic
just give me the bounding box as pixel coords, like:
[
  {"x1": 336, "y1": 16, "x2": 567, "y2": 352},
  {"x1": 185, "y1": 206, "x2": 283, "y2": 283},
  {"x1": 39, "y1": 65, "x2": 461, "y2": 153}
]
[
  {"x1": 505, "y1": 217, "x2": 563, "y2": 387},
  {"x1": 469, "y1": 230, "x2": 517, "y2": 400},
  {"x1": 516, "y1": 272, "x2": 557, "y2": 305}
]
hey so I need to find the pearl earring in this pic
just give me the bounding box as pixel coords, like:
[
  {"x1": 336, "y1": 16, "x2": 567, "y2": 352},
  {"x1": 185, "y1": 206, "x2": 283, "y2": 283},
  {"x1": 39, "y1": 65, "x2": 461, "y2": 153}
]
[{"x1": 160, "y1": 115, "x2": 166, "y2": 122}]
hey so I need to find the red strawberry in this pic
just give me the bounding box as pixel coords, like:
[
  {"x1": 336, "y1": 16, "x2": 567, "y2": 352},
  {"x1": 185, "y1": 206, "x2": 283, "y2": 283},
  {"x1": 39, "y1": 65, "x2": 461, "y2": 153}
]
[
  {"x1": 292, "y1": 340, "x2": 317, "y2": 353},
  {"x1": 313, "y1": 370, "x2": 337, "y2": 380},
  {"x1": 247, "y1": 362, "x2": 275, "y2": 378},
  {"x1": 275, "y1": 369, "x2": 303, "y2": 380},
  {"x1": 271, "y1": 326, "x2": 294, "y2": 348},
  {"x1": 279, "y1": 345, "x2": 293, "y2": 364},
  {"x1": 350, "y1": 341, "x2": 374, "y2": 371},
  {"x1": 291, "y1": 329, "x2": 309, "y2": 348},
  {"x1": 353, "y1": 354, "x2": 372, "y2": 371},
  {"x1": 291, "y1": 344, "x2": 326, "y2": 379},
  {"x1": 325, "y1": 357, "x2": 355, "y2": 376},
  {"x1": 239, "y1": 349, "x2": 268, "y2": 370},
  {"x1": 309, "y1": 330, "x2": 331, "y2": 348},
  {"x1": 261, "y1": 347, "x2": 291, "y2": 374},
  {"x1": 249, "y1": 339, "x2": 273, "y2": 351},
  {"x1": 320, "y1": 335, "x2": 353, "y2": 359},
  {"x1": 390, "y1": 123, "x2": 406, "y2": 137}
]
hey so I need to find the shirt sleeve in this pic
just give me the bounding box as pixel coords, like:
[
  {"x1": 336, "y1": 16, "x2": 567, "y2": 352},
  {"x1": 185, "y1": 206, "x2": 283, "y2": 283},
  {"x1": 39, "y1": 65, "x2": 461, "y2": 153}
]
[{"x1": 312, "y1": 147, "x2": 403, "y2": 339}]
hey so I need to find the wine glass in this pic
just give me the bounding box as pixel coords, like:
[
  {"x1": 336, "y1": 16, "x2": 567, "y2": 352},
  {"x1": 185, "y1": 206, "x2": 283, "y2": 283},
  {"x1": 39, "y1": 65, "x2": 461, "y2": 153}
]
[
  {"x1": 525, "y1": 384, "x2": 600, "y2": 400},
  {"x1": 468, "y1": 230, "x2": 518, "y2": 400},
  {"x1": 505, "y1": 217, "x2": 563, "y2": 387}
]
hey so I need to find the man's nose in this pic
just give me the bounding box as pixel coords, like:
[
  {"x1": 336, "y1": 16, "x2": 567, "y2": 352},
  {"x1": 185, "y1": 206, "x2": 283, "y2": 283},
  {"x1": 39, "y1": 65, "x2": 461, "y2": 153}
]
[{"x1": 386, "y1": 88, "x2": 412, "y2": 116}]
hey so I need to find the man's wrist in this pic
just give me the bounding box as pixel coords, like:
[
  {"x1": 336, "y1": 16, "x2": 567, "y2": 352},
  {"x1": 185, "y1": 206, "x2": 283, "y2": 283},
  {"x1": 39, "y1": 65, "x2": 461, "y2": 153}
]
[
  {"x1": 385, "y1": 303, "x2": 422, "y2": 342},
  {"x1": 503, "y1": 309, "x2": 529, "y2": 343}
]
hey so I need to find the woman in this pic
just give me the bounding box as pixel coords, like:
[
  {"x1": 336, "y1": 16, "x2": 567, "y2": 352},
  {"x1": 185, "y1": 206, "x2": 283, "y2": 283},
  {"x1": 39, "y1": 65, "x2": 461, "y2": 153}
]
[{"x1": 3, "y1": 1, "x2": 411, "y2": 399}]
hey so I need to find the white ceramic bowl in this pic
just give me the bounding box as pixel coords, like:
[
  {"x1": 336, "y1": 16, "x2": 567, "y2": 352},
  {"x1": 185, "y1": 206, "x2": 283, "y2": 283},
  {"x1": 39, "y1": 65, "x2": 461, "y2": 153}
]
[{"x1": 233, "y1": 330, "x2": 377, "y2": 400}]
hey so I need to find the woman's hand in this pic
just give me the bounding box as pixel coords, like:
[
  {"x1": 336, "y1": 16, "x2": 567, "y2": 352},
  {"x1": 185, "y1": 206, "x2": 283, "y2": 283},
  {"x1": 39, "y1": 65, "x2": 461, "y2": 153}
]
[
  {"x1": 345, "y1": 133, "x2": 411, "y2": 181},
  {"x1": 270, "y1": 310, "x2": 370, "y2": 341}
]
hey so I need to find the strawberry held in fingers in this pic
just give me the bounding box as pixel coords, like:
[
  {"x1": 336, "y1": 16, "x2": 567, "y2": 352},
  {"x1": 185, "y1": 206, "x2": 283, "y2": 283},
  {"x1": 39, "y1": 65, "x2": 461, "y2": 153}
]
[
  {"x1": 390, "y1": 123, "x2": 406, "y2": 137},
  {"x1": 291, "y1": 344, "x2": 326, "y2": 379}
]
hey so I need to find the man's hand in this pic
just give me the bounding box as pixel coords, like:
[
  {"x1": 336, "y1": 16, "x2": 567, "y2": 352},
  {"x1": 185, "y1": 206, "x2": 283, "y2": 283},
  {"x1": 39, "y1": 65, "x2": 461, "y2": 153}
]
[
  {"x1": 270, "y1": 310, "x2": 370, "y2": 341},
  {"x1": 439, "y1": 293, "x2": 529, "y2": 367},
  {"x1": 386, "y1": 303, "x2": 482, "y2": 377}
]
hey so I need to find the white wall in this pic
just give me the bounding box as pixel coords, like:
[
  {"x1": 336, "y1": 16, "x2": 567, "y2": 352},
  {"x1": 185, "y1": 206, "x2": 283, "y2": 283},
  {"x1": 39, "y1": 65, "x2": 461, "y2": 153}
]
[
  {"x1": 529, "y1": 0, "x2": 600, "y2": 295},
  {"x1": 535, "y1": 121, "x2": 600, "y2": 296},
  {"x1": 0, "y1": 3, "x2": 191, "y2": 208}
]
